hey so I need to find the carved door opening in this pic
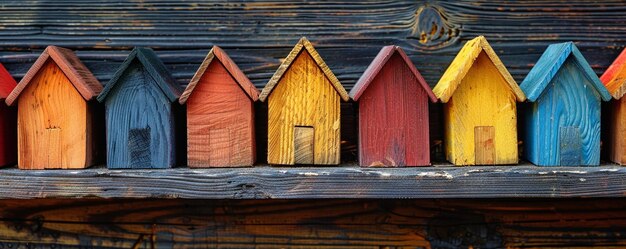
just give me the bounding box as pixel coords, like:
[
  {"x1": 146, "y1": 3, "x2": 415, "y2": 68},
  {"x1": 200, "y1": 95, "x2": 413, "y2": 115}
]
[{"x1": 294, "y1": 126, "x2": 314, "y2": 164}]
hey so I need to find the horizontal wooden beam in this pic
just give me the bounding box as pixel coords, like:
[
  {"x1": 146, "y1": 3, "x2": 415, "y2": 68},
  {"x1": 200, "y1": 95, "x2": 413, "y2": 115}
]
[{"x1": 2, "y1": 164, "x2": 625, "y2": 199}]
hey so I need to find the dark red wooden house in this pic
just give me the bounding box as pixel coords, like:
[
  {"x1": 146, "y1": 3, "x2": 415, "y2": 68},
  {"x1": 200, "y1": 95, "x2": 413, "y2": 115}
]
[
  {"x1": 0, "y1": 63, "x2": 17, "y2": 167},
  {"x1": 349, "y1": 45, "x2": 437, "y2": 167}
]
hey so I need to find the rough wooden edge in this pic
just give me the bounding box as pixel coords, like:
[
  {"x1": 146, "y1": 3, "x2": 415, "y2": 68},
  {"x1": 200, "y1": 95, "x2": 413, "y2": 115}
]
[
  {"x1": 433, "y1": 36, "x2": 525, "y2": 103},
  {"x1": 0, "y1": 63, "x2": 17, "y2": 100},
  {"x1": 600, "y1": 47, "x2": 626, "y2": 99},
  {"x1": 259, "y1": 37, "x2": 349, "y2": 102},
  {"x1": 478, "y1": 37, "x2": 526, "y2": 102},
  {"x1": 6, "y1": 46, "x2": 102, "y2": 106},
  {"x1": 570, "y1": 44, "x2": 612, "y2": 101},
  {"x1": 98, "y1": 47, "x2": 180, "y2": 103},
  {"x1": 180, "y1": 46, "x2": 259, "y2": 104},
  {"x1": 0, "y1": 165, "x2": 625, "y2": 199}
]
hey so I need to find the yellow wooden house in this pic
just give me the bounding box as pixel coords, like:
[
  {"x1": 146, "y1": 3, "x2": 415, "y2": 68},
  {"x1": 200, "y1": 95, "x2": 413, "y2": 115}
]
[
  {"x1": 259, "y1": 37, "x2": 349, "y2": 165},
  {"x1": 433, "y1": 36, "x2": 526, "y2": 165}
]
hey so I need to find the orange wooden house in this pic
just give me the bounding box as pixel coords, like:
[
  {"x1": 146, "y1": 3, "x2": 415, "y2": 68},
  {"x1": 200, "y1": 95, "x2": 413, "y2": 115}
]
[
  {"x1": 259, "y1": 37, "x2": 349, "y2": 165},
  {"x1": 0, "y1": 63, "x2": 17, "y2": 167},
  {"x1": 179, "y1": 46, "x2": 259, "y2": 167},
  {"x1": 601, "y1": 48, "x2": 626, "y2": 165},
  {"x1": 6, "y1": 46, "x2": 102, "y2": 169}
]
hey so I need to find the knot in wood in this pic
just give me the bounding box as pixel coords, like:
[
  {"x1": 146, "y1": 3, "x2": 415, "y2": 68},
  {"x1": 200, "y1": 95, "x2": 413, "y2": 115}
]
[{"x1": 409, "y1": 5, "x2": 458, "y2": 50}]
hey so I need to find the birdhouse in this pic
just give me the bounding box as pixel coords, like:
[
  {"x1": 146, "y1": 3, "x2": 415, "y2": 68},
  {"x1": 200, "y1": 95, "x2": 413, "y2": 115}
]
[
  {"x1": 97, "y1": 47, "x2": 181, "y2": 169},
  {"x1": 0, "y1": 63, "x2": 17, "y2": 167},
  {"x1": 601, "y1": 48, "x2": 626, "y2": 165},
  {"x1": 433, "y1": 36, "x2": 526, "y2": 166},
  {"x1": 5, "y1": 46, "x2": 102, "y2": 169},
  {"x1": 179, "y1": 46, "x2": 259, "y2": 167},
  {"x1": 520, "y1": 42, "x2": 611, "y2": 166},
  {"x1": 349, "y1": 46, "x2": 437, "y2": 167},
  {"x1": 259, "y1": 37, "x2": 349, "y2": 165}
]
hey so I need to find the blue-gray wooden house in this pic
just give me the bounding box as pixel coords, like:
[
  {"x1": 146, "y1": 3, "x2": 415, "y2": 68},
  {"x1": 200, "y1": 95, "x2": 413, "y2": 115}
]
[
  {"x1": 520, "y1": 42, "x2": 611, "y2": 166},
  {"x1": 97, "y1": 47, "x2": 181, "y2": 169}
]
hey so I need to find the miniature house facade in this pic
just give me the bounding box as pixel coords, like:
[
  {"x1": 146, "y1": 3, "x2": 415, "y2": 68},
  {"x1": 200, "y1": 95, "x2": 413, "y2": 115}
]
[
  {"x1": 6, "y1": 46, "x2": 102, "y2": 169},
  {"x1": 179, "y1": 46, "x2": 259, "y2": 167},
  {"x1": 521, "y1": 42, "x2": 611, "y2": 166},
  {"x1": 349, "y1": 46, "x2": 437, "y2": 167},
  {"x1": 97, "y1": 47, "x2": 181, "y2": 169},
  {"x1": 259, "y1": 37, "x2": 349, "y2": 165},
  {"x1": 433, "y1": 36, "x2": 526, "y2": 166},
  {"x1": 0, "y1": 63, "x2": 17, "y2": 167},
  {"x1": 601, "y1": 48, "x2": 626, "y2": 165}
]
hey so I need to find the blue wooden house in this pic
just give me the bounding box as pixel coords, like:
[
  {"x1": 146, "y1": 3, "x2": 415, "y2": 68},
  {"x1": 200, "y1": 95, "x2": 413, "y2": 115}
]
[
  {"x1": 97, "y1": 47, "x2": 181, "y2": 169},
  {"x1": 520, "y1": 42, "x2": 611, "y2": 166}
]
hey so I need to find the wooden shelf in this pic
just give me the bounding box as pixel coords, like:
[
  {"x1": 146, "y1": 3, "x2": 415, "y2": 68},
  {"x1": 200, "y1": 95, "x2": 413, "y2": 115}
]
[{"x1": 1, "y1": 164, "x2": 625, "y2": 199}]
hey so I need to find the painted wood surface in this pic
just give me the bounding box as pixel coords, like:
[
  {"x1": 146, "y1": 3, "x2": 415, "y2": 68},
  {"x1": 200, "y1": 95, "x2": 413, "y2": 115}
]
[
  {"x1": 0, "y1": 63, "x2": 17, "y2": 167},
  {"x1": 1, "y1": 198, "x2": 626, "y2": 248},
  {"x1": 185, "y1": 59, "x2": 255, "y2": 167},
  {"x1": 438, "y1": 50, "x2": 520, "y2": 166},
  {"x1": 600, "y1": 48, "x2": 626, "y2": 165},
  {"x1": 103, "y1": 61, "x2": 175, "y2": 169},
  {"x1": 16, "y1": 61, "x2": 92, "y2": 169},
  {"x1": 355, "y1": 50, "x2": 431, "y2": 167},
  {"x1": 521, "y1": 43, "x2": 611, "y2": 166},
  {"x1": 262, "y1": 38, "x2": 346, "y2": 165}
]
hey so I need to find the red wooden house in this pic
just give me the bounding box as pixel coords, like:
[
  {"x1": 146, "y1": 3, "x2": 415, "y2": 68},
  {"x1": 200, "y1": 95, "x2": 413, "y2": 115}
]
[
  {"x1": 0, "y1": 63, "x2": 17, "y2": 167},
  {"x1": 349, "y1": 46, "x2": 437, "y2": 166},
  {"x1": 179, "y1": 46, "x2": 259, "y2": 167}
]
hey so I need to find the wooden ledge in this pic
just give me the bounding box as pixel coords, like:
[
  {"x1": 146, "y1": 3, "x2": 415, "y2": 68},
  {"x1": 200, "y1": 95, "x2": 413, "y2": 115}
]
[{"x1": 1, "y1": 164, "x2": 625, "y2": 199}]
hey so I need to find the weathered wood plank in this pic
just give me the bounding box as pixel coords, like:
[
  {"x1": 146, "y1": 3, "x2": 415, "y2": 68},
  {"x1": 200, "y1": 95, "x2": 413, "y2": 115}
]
[
  {"x1": 0, "y1": 198, "x2": 626, "y2": 247},
  {"x1": 0, "y1": 165, "x2": 621, "y2": 199}
]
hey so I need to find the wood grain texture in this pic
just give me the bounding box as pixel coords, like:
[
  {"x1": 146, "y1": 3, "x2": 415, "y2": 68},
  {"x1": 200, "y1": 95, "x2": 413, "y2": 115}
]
[
  {"x1": 522, "y1": 43, "x2": 608, "y2": 166},
  {"x1": 0, "y1": 165, "x2": 625, "y2": 199},
  {"x1": 432, "y1": 36, "x2": 525, "y2": 103},
  {"x1": 17, "y1": 61, "x2": 93, "y2": 169},
  {"x1": 442, "y1": 52, "x2": 519, "y2": 165},
  {"x1": 180, "y1": 45, "x2": 259, "y2": 104},
  {"x1": 266, "y1": 51, "x2": 342, "y2": 165},
  {"x1": 102, "y1": 61, "x2": 176, "y2": 169},
  {"x1": 5, "y1": 46, "x2": 101, "y2": 106},
  {"x1": 607, "y1": 98, "x2": 626, "y2": 164},
  {"x1": 2, "y1": 198, "x2": 626, "y2": 248},
  {"x1": 356, "y1": 51, "x2": 431, "y2": 167},
  {"x1": 185, "y1": 59, "x2": 256, "y2": 167},
  {"x1": 259, "y1": 37, "x2": 348, "y2": 102},
  {"x1": 2, "y1": 1, "x2": 626, "y2": 163},
  {"x1": 474, "y1": 126, "x2": 495, "y2": 165}
]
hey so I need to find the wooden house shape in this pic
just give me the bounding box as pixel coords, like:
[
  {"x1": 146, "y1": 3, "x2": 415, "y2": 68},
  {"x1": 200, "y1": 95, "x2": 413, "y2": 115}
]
[
  {"x1": 0, "y1": 63, "x2": 17, "y2": 167},
  {"x1": 520, "y1": 42, "x2": 611, "y2": 166},
  {"x1": 179, "y1": 46, "x2": 259, "y2": 167},
  {"x1": 601, "y1": 48, "x2": 626, "y2": 165},
  {"x1": 97, "y1": 47, "x2": 181, "y2": 169},
  {"x1": 349, "y1": 45, "x2": 437, "y2": 167},
  {"x1": 5, "y1": 46, "x2": 102, "y2": 169},
  {"x1": 259, "y1": 37, "x2": 349, "y2": 165},
  {"x1": 432, "y1": 36, "x2": 526, "y2": 166}
]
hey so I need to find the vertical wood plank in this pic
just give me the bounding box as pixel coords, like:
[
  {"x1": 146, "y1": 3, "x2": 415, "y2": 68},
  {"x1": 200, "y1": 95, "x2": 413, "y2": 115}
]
[
  {"x1": 267, "y1": 51, "x2": 340, "y2": 165},
  {"x1": 46, "y1": 128, "x2": 61, "y2": 167},
  {"x1": 474, "y1": 126, "x2": 495, "y2": 165},
  {"x1": 559, "y1": 126, "x2": 581, "y2": 166},
  {"x1": 186, "y1": 60, "x2": 255, "y2": 167},
  {"x1": 294, "y1": 126, "x2": 314, "y2": 164},
  {"x1": 445, "y1": 52, "x2": 518, "y2": 165},
  {"x1": 17, "y1": 60, "x2": 88, "y2": 169}
]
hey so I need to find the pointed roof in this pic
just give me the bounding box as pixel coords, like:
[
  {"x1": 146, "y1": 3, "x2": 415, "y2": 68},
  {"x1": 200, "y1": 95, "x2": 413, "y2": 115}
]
[
  {"x1": 6, "y1": 46, "x2": 102, "y2": 106},
  {"x1": 97, "y1": 47, "x2": 181, "y2": 103},
  {"x1": 0, "y1": 63, "x2": 17, "y2": 100},
  {"x1": 259, "y1": 37, "x2": 348, "y2": 102},
  {"x1": 179, "y1": 46, "x2": 259, "y2": 104},
  {"x1": 600, "y1": 48, "x2": 626, "y2": 99},
  {"x1": 349, "y1": 45, "x2": 437, "y2": 102},
  {"x1": 520, "y1": 42, "x2": 611, "y2": 102},
  {"x1": 432, "y1": 36, "x2": 525, "y2": 103}
]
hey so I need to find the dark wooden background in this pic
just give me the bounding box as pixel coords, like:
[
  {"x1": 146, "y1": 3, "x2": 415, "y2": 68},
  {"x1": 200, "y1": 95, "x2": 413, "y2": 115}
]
[
  {"x1": 2, "y1": 1, "x2": 626, "y2": 247},
  {"x1": 3, "y1": 0, "x2": 626, "y2": 164}
]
